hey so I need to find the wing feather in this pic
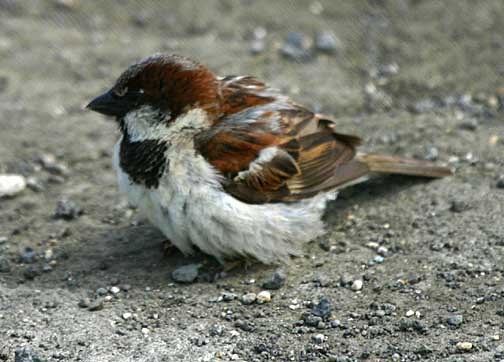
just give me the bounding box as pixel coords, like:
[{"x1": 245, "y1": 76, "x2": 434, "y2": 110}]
[{"x1": 194, "y1": 77, "x2": 368, "y2": 204}]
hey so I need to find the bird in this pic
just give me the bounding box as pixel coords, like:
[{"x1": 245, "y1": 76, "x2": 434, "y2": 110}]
[{"x1": 87, "y1": 53, "x2": 452, "y2": 264}]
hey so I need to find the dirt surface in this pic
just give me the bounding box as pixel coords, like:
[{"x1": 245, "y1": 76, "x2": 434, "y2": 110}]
[{"x1": 1, "y1": 1, "x2": 504, "y2": 361}]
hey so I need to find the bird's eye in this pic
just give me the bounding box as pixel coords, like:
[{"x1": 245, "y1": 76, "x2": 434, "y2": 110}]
[{"x1": 114, "y1": 87, "x2": 128, "y2": 97}]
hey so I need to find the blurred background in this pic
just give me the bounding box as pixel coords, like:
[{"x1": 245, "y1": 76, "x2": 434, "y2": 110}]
[
  {"x1": 1, "y1": 1, "x2": 504, "y2": 361},
  {"x1": 1, "y1": 0, "x2": 503, "y2": 163}
]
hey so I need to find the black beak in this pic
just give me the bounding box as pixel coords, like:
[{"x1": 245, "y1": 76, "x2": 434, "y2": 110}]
[{"x1": 87, "y1": 89, "x2": 124, "y2": 117}]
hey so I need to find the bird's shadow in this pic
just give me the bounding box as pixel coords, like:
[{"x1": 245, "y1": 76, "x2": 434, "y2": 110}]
[
  {"x1": 324, "y1": 175, "x2": 431, "y2": 224},
  {"x1": 28, "y1": 175, "x2": 432, "y2": 289}
]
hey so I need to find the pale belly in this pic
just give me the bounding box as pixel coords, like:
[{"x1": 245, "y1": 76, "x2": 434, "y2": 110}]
[{"x1": 113, "y1": 139, "x2": 335, "y2": 263}]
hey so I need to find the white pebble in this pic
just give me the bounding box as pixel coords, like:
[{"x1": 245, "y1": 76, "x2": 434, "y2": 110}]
[
  {"x1": 256, "y1": 291, "x2": 271, "y2": 304},
  {"x1": 405, "y1": 310, "x2": 414, "y2": 317},
  {"x1": 456, "y1": 342, "x2": 472, "y2": 351},
  {"x1": 312, "y1": 333, "x2": 325, "y2": 344},
  {"x1": 351, "y1": 279, "x2": 363, "y2": 291},
  {"x1": 141, "y1": 327, "x2": 150, "y2": 334},
  {"x1": 0, "y1": 174, "x2": 26, "y2": 197},
  {"x1": 110, "y1": 286, "x2": 121, "y2": 294},
  {"x1": 122, "y1": 312, "x2": 132, "y2": 320}
]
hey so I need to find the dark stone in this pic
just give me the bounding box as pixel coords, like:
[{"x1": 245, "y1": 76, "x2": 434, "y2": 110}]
[
  {"x1": 19, "y1": 247, "x2": 37, "y2": 264},
  {"x1": 262, "y1": 268, "x2": 286, "y2": 290},
  {"x1": 280, "y1": 32, "x2": 313, "y2": 62},
  {"x1": 54, "y1": 199, "x2": 83, "y2": 220},
  {"x1": 496, "y1": 175, "x2": 504, "y2": 189},
  {"x1": 234, "y1": 320, "x2": 255, "y2": 332},
  {"x1": 459, "y1": 118, "x2": 479, "y2": 131},
  {"x1": 23, "y1": 266, "x2": 39, "y2": 280},
  {"x1": 303, "y1": 313, "x2": 323, "y2": 327},
  {"x1": 450, "y1": 199, "x2": 472, "y2": 213},
  {"x1": 0, "y1": 255, "x2": 11, "y2": 272},
  {"x1": 447, "y1": 314, "x2": 463, "y2": 327},
  {"x1": 311, "y1": 297, "x2": 332, "y2": 319},
  {"x1": 315, "y1": 31, "x2": 340, "y2": 53},
  {"x1": 398, "y1": 319, "x2": 429, "y2": 334},
  {"x1": 14, "y1": 347, "x2": 44, "y2": 362}
]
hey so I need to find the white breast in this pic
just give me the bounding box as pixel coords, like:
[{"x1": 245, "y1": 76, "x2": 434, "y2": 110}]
[{"x1": 113, "y1": 108, "x2": 336, "y2": 263}]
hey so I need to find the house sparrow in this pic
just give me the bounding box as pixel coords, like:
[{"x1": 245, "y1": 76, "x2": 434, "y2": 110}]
[{"x1": 87, "y1": 54, "x2": 451, "y2": 264}]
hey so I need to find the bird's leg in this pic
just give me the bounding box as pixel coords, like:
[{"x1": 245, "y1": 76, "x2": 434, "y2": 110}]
[
  {"x1": 221, "y1": 259, "x2": 255, "y2": 273},
  {"x1": 162, "y1": 239, "x2": 177, "y2": 256}
]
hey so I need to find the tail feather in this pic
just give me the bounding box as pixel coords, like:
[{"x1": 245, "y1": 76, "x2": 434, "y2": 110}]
[{"x1": 357, "y1": 154, "x2": 453, "y2": 178}]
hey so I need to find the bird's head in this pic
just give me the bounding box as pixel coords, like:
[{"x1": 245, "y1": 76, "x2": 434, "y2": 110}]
[{"x1": 87, "y1": 54, "x2": 220, "y2": 136}]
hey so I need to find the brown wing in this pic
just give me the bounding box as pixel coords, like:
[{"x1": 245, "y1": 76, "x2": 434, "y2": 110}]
[{"x1": 195, "y1": 84, "x2": 370, "y2": 204}]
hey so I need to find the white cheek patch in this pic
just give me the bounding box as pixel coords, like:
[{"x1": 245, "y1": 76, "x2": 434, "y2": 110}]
[
  {"x1": 123, "y1": 106, "x2": 210, "y2": 142},
  {"x1": 123, "y1": 106, "x2": 167, "y2": 142}
]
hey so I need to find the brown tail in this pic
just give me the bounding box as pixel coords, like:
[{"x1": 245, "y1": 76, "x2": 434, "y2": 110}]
[{"x1": 357, "y1": 154, "x2": 453, "y2": 178}]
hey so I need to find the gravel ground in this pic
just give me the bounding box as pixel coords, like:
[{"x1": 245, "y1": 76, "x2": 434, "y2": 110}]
[{"x1": 1, "y1": 1, "x2": 504, "y2": 361}]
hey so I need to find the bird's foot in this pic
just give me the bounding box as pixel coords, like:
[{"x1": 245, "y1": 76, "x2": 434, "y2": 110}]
[{"x1": 162, "y1": 239, "x2": 177, "y2": 256}]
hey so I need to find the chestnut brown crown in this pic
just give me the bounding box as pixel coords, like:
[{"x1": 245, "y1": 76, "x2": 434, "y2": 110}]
[{"x1": 87, "y1": 54, "x2": 220, "y2": 120}]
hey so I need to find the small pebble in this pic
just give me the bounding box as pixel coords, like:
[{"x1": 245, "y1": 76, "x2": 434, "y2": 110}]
[
  {"x1": 235, "y1": 320, "x2": 254, "y2": 332},
  {"x1": 329, "y1": 319, "x2": 341, "y2": 328},
  {"x1": 256, "y1": 290, "x2": 271, "y2": 304},
  {"x1": 373, "y1": 255, "x2": 384, "y2": 264},
  {"x1": 262, "y1": 268, "x2": 286, "y2": 290},
  {"x1": 459, "y1": 118, "x2": 479, "y2": 131},
  {"x1": 405, "y1": 310, "x2": 414, "y2": 317},
  {"x1": 15, "y1": 347, "x2": 43, "y2": 362},
  {"x1": 38, "y1": 153, "x2": 69, "y2": 175},
  {"x1": 377, "y1": 246, "x2": 388, "y2": 256},
  {"x1": 409, "y1": 98, "x2": 436, "y2": 114},
  {"x1": 351, "y1": 279, "x2": 363, "y2": 291},
  {"x1": 340, "y1": 274, "x2": 353, "y2": 286},
  {"x1": 88, "y1": 298, "x2": 104, "y2": 311},
  {"x1": 450, "y1": 199, "x2": 472, "y2": 213},
  {"x1": 0, "y1": 256, "x2": 11, "y2": 273},
  {"x1": 456, "y1": 342, "x2": 473, "y2": 351},
  {"x1": 447, "y1": 314, "x2": 463, "y2": 327},
  {"x1": 110, "y1": 286, "x2": 121, "y2": 295},
  {"x1": 19, "y1": 247, "x2": 37, "y2": 264},
  {"x1": 209, "y1": 324, "x2": 224, "y2": 336},
  {"x1": 122, "y1": 312, "x2": 132, "y2": 320},
  {"x1": 315, "y1": 273, "x2": 331, "y2": 287},
  {"x1": 54, "y1": 199, "x2": 83, "y2": 220},
  {"x1": 0, "y1": 174, "x2": 26, "y2": 198},
  {"x1": 96, "y1": 287, "x2": 108, "y2": 296},
  {"x1": 424, "y1": 146, "x2": 439, "y2": 161},
  {"x1": 249, "y1": 40, "x2": 265, "y2": 55},
  {"x1": 26, "y1": 177, "x2": 44, "y2": 192},
  {"x1": 78, "y1": 298, "x2": 90, "y2": 308},
  {"x1": 496, "y1": 175, "x2": 504, "y2": 189},
  {"x1": 222, "y1": 292, "x2": 237, "y2": 301},
  {"x1": 171, "y1": 264, "x2": 199, "y2": 283},
  {"x1": 312, "y1": 333, "x2": 325, "y2": 344},
  {"x1": 312, "y1": 296, "x2": 332, "y2": 319},
  {"x1": 315, "y1": 31, "x2": 340, "y2": 53},
  {"x1": 23, "y1": 266, "x2": 39, "y2": 280},
  {"x1": 241, "y1": 292, "x2": 257, "y2": 305},
  {"x1": 141, "y1": 327, "x2": 150, "y2": 334},
  {"x1": 280, "y1": 32, "x2": 312, "y2": 62}
]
